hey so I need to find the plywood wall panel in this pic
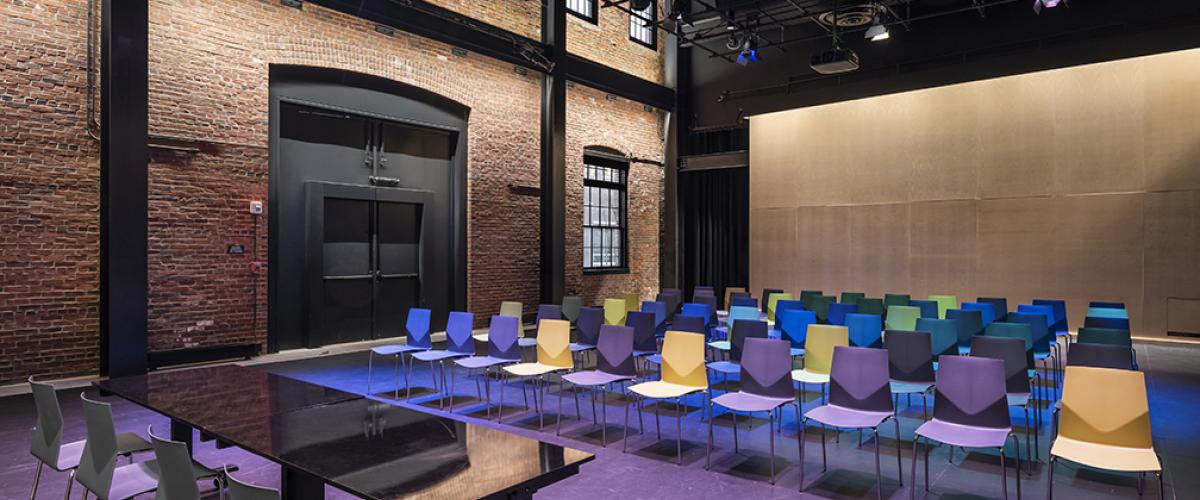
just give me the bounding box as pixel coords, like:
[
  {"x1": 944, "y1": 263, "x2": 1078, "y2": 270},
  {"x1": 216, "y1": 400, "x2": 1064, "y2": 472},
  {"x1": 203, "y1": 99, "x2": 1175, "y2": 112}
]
[
  {"x1": 749, "y1": 114, "x2": 801, "y2": 209},
  {"x1": 910, "y1": 200, "x2": 978, "y2": 301},
  {"x1": 976, "y1": 197, "x2": 1059, "y2": 304},
  {"x1": 749, "y1": 208, "x2": 797, "y2": 294},
  {"x1": 847, "y1": 204, "x2": 910, "y2": 296},
  {"x1": 843, "y1": 96, "x2": 914, "y2": 205},
  {"x1": 793, "y1": 206, "x2": 851, "y2": 294},
  {"x1": 1143, "y1": 51, "x2": 1200, "y2": 193},
  {"x1": 1052, "y1": 60, "x2": 1146, "y2": 195},
  {"x1": 1143, "y1": 190, "x2": 1200, "y2": 337},
  {"x1": 976, "y1": 73, "x2": 1057, "y2": 200},
  {"x1": 907, "y1": 85, "x2": 981, "y2": 202},
  {"x1": 1054, "y1": 194, "x2": 1146, "y2": 333}
]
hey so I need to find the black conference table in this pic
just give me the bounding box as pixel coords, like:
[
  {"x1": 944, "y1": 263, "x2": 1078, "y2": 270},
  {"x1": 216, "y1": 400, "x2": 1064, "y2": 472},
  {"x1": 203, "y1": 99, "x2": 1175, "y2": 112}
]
[{"x1": 95, "y1": 365, "x2": 593, "y2": 499}]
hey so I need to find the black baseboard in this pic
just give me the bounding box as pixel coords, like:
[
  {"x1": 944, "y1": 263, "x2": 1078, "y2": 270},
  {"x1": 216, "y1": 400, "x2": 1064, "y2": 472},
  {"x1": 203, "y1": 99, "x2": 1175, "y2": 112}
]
[{"x1": 148, "y1": 343, "x2": 261, "y2": 370}]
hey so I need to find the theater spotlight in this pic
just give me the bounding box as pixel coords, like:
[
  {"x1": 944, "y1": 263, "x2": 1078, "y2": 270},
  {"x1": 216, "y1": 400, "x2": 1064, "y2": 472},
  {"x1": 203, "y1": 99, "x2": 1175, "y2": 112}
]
[
  {"x1": 864, "y1": 21, "x2": 889, "y2": 41},
  {"x1": 1034, "y1": 0, "x2": 1067, "y2": 14},
  {"x1": 736, "y1": 38, "x2": 759, "y2": 66}
]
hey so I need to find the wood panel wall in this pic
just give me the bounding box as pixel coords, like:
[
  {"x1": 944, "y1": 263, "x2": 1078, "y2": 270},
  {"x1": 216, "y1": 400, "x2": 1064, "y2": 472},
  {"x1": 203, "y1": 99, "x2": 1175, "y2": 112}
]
[{"x1": 749, "y1": 48, "x2": 1200, "y2": 339}]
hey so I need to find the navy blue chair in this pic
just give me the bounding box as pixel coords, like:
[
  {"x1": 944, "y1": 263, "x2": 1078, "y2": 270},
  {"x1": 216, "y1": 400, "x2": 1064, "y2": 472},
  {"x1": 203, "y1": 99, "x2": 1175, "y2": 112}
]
[
  {"x1": 976, "y1": 297, "x2": 1009, "y2": 322},
  {"x1": 909, "y1": 299, "x2": 939, "y2": 319}
]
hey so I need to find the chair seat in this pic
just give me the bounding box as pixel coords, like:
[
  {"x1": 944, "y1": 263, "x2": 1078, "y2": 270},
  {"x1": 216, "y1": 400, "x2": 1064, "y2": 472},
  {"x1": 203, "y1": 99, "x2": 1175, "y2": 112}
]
[
  {"x1": 371, "y1": 344, "x2": 427, "y2": 356},
  {"x1": 790, "y1": 347, "x2": 805, "y2": 357},
  {"x1": 471, "y1": 333, "x2": 489, "y2": 343},
  {"x1": 805, "y1": 404, "x2": 892, "y2": 430},
  {"x1": 563, "y1": 370, "x2": 632, "y2": 387},
  {"x1": 890, "y1": 380, "x2": 933, "y2": 395},
  {"x1": 707, "y1": 361, "x2": 740, "y2": 375},
  {"x1": 644, "y1": 353, "x2": 662, "y2": 365},
  {"x1": 957, "y1": 346, "x2": 971, "y2": 355},
  {"x1": 629, "y1": 380, "x2": 705, "y2": 400},
  {"x1": 1051, "y1": 436, "x2": 1161, "y2": 472},
  {"x1": 633, "y1": 350, "x2": 657, "y2": 358},
  {"x1": 517, "y1": 337, "x2": 538, "y2": 348},
  {"x1": 455, "y1": 356, "x2": 517, "y2": 370},
  {"x1": 503, "y1": 362, "x2": 567, "y2": 377},
  {"x1": 104, "y1": 462, "x2": 160, "y2": 500},
  {"x1": 713, "y1": 391, "x2": 793, "y2": 413},
  {"x1": 792, "y1": 369, "x2": 830, "y2": 385},
  {"x1": 1007, "y1": 392, "x2": 1031, "y2": 407},
  {"x1": 915, "y1": 419, "x2": 1010, "y2": 449},
  {"x1": 707, "y1": 341, "x2": 731, "y2": 351},
  {"x1": 144, "y1": 457, "x2": 222, "y2": 481},
  {"x1": 569, "y1": 342, "x2": 596, "y2": 352},
  {"x1": 50, "y1": 440, "x2": 85, "y2": 471},
  {"x1": 412, "y1": 350, "x2": 470, "y2": 362},
  {"x1": 1034, "y1": 352, "x2": 1051, "y2": 361}
]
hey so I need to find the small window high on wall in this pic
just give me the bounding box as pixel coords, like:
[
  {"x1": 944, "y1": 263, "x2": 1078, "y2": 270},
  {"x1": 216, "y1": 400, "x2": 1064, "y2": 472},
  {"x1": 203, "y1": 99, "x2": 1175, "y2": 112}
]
[
  {"x1": 630, "y1": 1, "x2": 656, "y2": 48},
  {"x1": 583, "y1": 153, "x2": 628, "y2": 272},
  {"x1": 567, "y1": 0, "x2": 598, "y2": 23}
]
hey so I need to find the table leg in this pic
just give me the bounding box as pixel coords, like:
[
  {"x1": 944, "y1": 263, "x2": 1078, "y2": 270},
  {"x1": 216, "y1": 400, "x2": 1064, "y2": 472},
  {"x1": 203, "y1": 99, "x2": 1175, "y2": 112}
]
[
  {"x1": 170, "y1": 419, "x2": 193, "y2": 454},
  {"x1": 282, "y1": 466, "x2": 324, "y2": 500}
]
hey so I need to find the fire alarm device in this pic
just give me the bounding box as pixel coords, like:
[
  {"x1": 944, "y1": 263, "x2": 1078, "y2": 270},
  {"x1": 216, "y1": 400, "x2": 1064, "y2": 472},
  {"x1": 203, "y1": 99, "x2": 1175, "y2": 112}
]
[{"x1": 249, "y1": 201, "x2": 264, "y2": 215}]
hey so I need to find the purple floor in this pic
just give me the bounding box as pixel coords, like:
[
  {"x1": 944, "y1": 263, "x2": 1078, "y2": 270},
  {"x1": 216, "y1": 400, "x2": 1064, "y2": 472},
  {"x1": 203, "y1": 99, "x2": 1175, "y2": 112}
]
[{"x1": 4, "y1": 340, "x2": 1195, "y2": 499}]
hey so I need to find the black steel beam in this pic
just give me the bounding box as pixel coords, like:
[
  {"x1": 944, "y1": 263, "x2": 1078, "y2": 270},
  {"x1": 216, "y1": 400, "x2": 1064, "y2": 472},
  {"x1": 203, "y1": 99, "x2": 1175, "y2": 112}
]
[
  {"x1": 540, "y1": 0, "x2": 568, "y2": 304},
  {"x1": 99, "y1": 0, "x2": 149, "y2": 377},
  {"x1": 565, "y1": 55, "x2": 675, "y2": 110}
]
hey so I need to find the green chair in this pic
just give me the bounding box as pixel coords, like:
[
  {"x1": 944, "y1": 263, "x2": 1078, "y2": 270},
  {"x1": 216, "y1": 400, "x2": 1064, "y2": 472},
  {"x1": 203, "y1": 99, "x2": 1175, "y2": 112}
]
[
  {"x1": 856, "y1": 297, "x2": 885, "y2": 317},
  {"x1": 809, "y1": 295, "x2": 836, "y2": 324},
  {"x1": 885, "y1": 305, "x2": 921, "y2": 331},
  {"x1": 883, "y1": 294, "x2": 910, "y2": 319},
  {"x1": 928, "y1": 295, "x2": 958, "y2": 320},
  {"x1": 800, "y1": 290, "x2": 824, "y2": 304},
  {"x1": 840, "y1": 291, "x2": 866, "y2": 305}
]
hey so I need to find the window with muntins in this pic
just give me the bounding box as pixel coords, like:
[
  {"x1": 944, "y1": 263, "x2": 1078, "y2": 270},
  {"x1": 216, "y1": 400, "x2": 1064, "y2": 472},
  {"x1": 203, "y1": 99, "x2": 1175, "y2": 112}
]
[
  {"x1": 583, "y1": 155, "x2": 628, "y2": 271},
  {"x1": 629, "y1": 1, "x2": 656, "y2": 48},
  {"x1": 567, "y1": 0, "x2": 597, "y2": 23}
]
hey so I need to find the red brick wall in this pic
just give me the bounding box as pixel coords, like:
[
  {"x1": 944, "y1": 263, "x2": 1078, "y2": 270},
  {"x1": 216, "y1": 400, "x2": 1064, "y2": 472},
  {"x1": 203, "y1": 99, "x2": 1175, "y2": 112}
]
[
  {"x1": 567, "y1": 2, "x2": 665, "y2": 85},
  {"x1": 427, "y1": 0, "x2": 541, "y2": 40}
]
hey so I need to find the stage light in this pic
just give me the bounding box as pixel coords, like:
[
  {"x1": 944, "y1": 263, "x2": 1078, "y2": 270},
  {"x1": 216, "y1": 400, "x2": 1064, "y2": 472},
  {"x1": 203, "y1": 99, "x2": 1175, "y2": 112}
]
[
  {"x1": 736, "y1": 38, "x2": 759, "y2": 66},
  {"x1": 864, "y1": 22, "x2": 889, "y2": 41},
  {"x1": 1033, "y1": 0, "x2": 1066, "y2": 14}
]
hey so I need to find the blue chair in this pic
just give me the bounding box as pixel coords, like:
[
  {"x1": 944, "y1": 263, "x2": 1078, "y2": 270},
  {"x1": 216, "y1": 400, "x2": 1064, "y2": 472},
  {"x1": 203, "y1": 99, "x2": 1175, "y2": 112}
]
[
  {"x1": 779, "y1": 309, "x2": 816, "y2": 357},
  {"x1": 827, "y1": 303, "x2": 858, "y2": 326},
  {"x1": 412, "y1": 311, "x2": 476, "y2": 408},
  {"x1": 368, "y1": 307, "x2": 432, "y2": 400},
  {"x1": 1032, "y1": 299, "x2": 1068, "y2": 334},
  {"x1": 976, "y1": 297, "x2": 1009, "y2": 322},
  {"x1": 1089, "y1": 301, "x2": 1125, "y2": 309},
  {"x1": 1087, "y1": 307, "x2": 1129, "y2": 319},
  {"x1": 909, "y1": 299, "x2": 939, "y2": 319},
  {"x1": 681, "y1": 303, "x2": 714, "y2": 338},
  {"x1": 641, "y1": 300, "x2": 668, "y2": 335},
  {"x1": 946, "y1": 309, "x2": 983, "y2": 355},
  {"x1": 730, "y1": 296, "x2": 758, "y2": 308},
  {"x1": 961, "y1": 302, "x2": 997, "y2": 326},
  {"x1": 1008, "y1": 311, "x2": 1058, "y2": 400},
  {"x1": 916, "y1": 318, "x2": 959, "y2": 358},
  {"x1": 846, "y1": 312, "x2": 883, "y2": 348}
]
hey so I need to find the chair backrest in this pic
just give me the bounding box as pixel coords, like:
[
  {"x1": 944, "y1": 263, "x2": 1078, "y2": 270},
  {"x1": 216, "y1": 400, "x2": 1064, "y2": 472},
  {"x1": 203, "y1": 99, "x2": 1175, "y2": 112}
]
[
  {"x1": 932, "y1": 355, "x2": 1011, "y2": 430},
  {"x1": 225, "y1": 468, "x2": 280, "y2": 500},
  {"x1": 149, "y1": 425, "x2": 200, "y2": 500},
  {"x1": 855, "y1": 297, "x2": 885, "y2": 317},
  {"x1": 680, "y1": 303, "x2": 712, "y2": 327},
  {"x1": 971, "y1": 336, "x2": 1031, "y2": 395},
  {"x1": 730, "y1": 296, "x2": 758, "y2": 308},
  {"x1": 761, "y1": 288, "x2": 784, "y2": 313},
  {"x1": 625, "y1": 311, "x2": 658, "y2": 352},
  {"x1": 909, "y1": 299, "x2": 939, "y2": 319},
  {"x1": 1084, "y1": 316, "x2": 1131, "y2": 330},
  {"x1": 779, "y1": 309, "x2": 817, "y2": 349},
  {"x1": 927, "y1": 295, "x2": 958, "y2": 319},
  {"x1": 660, "y1": 288, "x2": 683, "y2": 314},
  {"x1": 1087, "y1": 306, "x2": 1129, "y2": 319},
  {"x1": 984, "y1": 321, "x2": 1034, "y2": 367},
  {"x1": 774, "y1": 299, "x2": 805, "y2": 324},
  {"x1": 827, "y1": 303, "x2": 858, "y2": 326},
  {"x1": 915, "y1": 318, "x2": 958, "y2": 357},
  {"x1": 885, "y1": 305, "x2": 921, "y2": 331},
  {"x1": 671, "y1": 314, "x2": 706, "y2": 334},
  {"x1": 976, "y1": 297, "x2": 1008, "y2": 322},
  {"x1": 1059, "y1": 366, "x2": 1153, "y2": 450},
  {"x1": 29, "y1": 377, "x2": 65, "y2": 467},
  {"x1": 723, "y1": 286, "x2": 747, "y2": 310},
  {"x1": 809, "y1": 295, "x2": 836, "y2": 323},
  {"x1": 694, "y1": 294, "x2": 718, "y2": 323},
  {"x1": 692, "y1": 286, "x2": 715, "y2": 302},
  {"x1": 535, "y1": 319, "x2": 572, "y2": 369},
  {"x1": 406, "y1": 308, "x2": 433, "y2": 348},
  {"x1": 604, "y1": 298, "x2": 628, "y2": 326},
  {"x1": 738, "y1": 338, "x2": 795, "y2": 400},
  {"x1": 1076, "y1": 327, "x2": 1132, "y2": 347},
  {"x1": 1089, "y1": 301, "x2": 1126, "y2": 310},
  {"x1": 620, "y1": 292, "x2": 641, "y2": 313},
  {"x1": 961, "y1": 302, "x2": 997, "y2": 326},
  {"x1": 885, "y1": 331, "x2": 935, "y2": 384},
  {"x1": 802, "y1": 325, "x2": 849, "y2": 375},
  {"x1": 800, "y1": 290, "x2": 824, "y2": 302},
  {"x1": 946, "y1": 308, "x2": 984, "y2": 348},
  {"x1": 1066, "y1": 342, "x2": 1133, "y2": 370},
  {"x1": 445, "y1": 311, "x2": 475, "y2": 354},
  {"x1": 660, "y1": 331, "x2": 707, "y2": 389},
  {"x1": 536, "y1": 304, "x2": 563, "y2": 324},
  {"x1": 561, "y1": 296, "x2": 583, "y2": 323},
  {"x1": 883, "y1": 293, "x2": 911, "y2": 310},
  {"x1": 575, "y1": 307, "x2": 603, "y2": 346},
  {"x1": 78, "y1": 393, "x2": 119, "y2": 497},
  {"x1": 845, "y1": 313, "x2": 883, "y2": 348},
  {"x1": 729, "y1": 320, "x2": 769, "y2": 363},
  {"x1": 1007, "y1": 311, "x2": 1052, "y2": 355},
  {"x1": 499, "y1": 301, "x2": 523, "y2": 320},
  {"x1": 828, "y1": 346, "x2": 893, "y2": 413},
  {"x1": 727, "y1": 306, "x2": 760, "y2": 330},
  {"x1": 641, "y1": 301, "x2": 667, "y2": 328},
  {"x1": 487, "y1": 315, "x2": 522, "y2": 360},
  {"x1": 1032, "y1": 299, "x2": 1068, "y2": 333},
  {"x1": 766, "y1": 293, "x2": 794, "y2": 322},
  {"x1": 1016, "y1": 304, "x2": 1055, "y2": 323},
  {"x1": 840, "y1": 291, "x2": 866, "y2": 306},
  {"x1": 596, "y1": 325, "x2": 636, "y2": 378}
]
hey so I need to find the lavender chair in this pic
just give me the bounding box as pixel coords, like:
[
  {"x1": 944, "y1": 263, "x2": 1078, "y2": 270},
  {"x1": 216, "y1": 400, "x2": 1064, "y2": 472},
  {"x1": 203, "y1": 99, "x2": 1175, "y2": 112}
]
[
  {"x1": 972, "y1": 335, "x2": 1039, "y2": 467},
  {"x1": 558, "y1": 325, "x2": 637, "y2": 445},
  {"x1": 706, "y1": 338, "x2": 798, "y2": 484},
  {"x1": 886, "y1": 331, "x2": 935, "y2": 420},
  {"x1": 627, "y1": 311, "x2": 659, "y2": 373},
  {"x1": 912, "y1": 355, "x2": 1022, "y2": 500},
  {"x1": 707, "y1": 320, "x2": 768, "y2": 384},
  {"x1": 693, "y1": 286, "x2": 715, "y2": 302},
  {"x1": 367, "y1": 307, "x2": 432, "y2": 399},
  {"x1": 800, "y1": 346, "x2": 902, "y2": 498},
  {"x1": 412, "y1": 311, "x2": 475, "y2": 409},
  {"x1": 453, "y1": 315, "x2": 522, "y2": 417},
  {"x1": 571, "y1": 306, "x2": 603, "y2": 357},
  {"x1": 659, "y1": 288, "x2": 683, "y2": 317}
]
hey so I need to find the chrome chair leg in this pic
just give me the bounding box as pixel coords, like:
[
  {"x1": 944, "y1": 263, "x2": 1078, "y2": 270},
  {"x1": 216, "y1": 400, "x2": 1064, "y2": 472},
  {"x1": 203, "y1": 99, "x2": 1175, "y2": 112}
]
[
  {"x1": 675, "y1": 396, "x2": 683, "y2": 466},
  {"x1": 874, "y1": 427, "x2": 882, "y2": 500},
  {"x1": 894, "y1": 416, "x2": 904, "y2": 486},
  {"x1": 769, "y1": 408, "x2": 777, "y2": 484},
  {"x1": 30, "y1": 461, "x2": 42, "y2": 500},
  {"x1": 62, "y1": 469, "x2": 74, "y2": 500}
]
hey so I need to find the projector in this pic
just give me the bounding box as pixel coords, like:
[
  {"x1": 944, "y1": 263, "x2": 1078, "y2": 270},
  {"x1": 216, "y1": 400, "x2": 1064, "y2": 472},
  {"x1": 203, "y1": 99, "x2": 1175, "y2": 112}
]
[{"x1": 810, "y1": 48, "x2": 860, "y2": 75}]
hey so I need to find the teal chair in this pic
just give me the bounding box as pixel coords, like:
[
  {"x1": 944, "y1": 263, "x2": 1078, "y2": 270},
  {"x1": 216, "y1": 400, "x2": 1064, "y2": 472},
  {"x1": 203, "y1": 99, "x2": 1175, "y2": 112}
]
[
  {"x1": 1076, "y1": 327, "x2": 1137, "y2": 369},
  {"x1": 916, "y1": 318, "x2": 959, "y2": 357},
  {"x1": 846, "y1": 313, "x2": 883, "y2": 348},
  {"x1": 1087, "y1": 307, "x2": 1128, "y2": 319},
  {"x1": 927, "y1": 295, "x2": 958, "y2": 319},
  {"x1": 885, "y1": 305, "x2": 920, "y2": 331},
  {"x1": 946, "y1": 309, "x2": 984, "y2": 355}
]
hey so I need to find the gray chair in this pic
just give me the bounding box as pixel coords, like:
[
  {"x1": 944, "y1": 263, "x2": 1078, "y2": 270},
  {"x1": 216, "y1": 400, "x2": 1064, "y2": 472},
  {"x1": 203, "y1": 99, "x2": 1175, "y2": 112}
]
[
  {"x1": 147, "y1": 425, "x2": 224, "y2": 500},
  {"x1": 29, "y1": 378, "x2": 151, "y2": 500},
  {"x1": 225, "y1": 466, "x2": 279, "y2": 500},
  {"x1": 76, "y1": 393, "x2": 159, "y2": 500},
  {"x1": 561, "y1": 296, "x2": 583, "y2": 325}
]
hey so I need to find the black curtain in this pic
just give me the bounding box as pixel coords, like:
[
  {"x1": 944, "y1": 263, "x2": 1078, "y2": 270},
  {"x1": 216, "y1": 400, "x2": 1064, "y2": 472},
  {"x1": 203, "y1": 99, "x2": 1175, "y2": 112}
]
[{"x1": 680, "y1": 167, "x2": 749, "y2": 306}]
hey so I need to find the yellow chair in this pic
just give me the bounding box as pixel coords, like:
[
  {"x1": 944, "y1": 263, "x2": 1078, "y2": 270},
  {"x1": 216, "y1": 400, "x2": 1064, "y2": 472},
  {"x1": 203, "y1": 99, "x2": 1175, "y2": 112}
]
[
  {"x1": 475, "y1": 301, "x2": 524, "y2": 343},
  {"x1": 766, "y1": 292, "x2": 794, "y2": 323},
  {"x1": 500, "y1": 319, "x2": 573, "y2": 428},
  {"x1": 620, "y1": 292, "x2": 641, "y2": 313},
  {"x1": 928, "y1": 295, "x2": 958, "y2": 320},
  {"x1": 604, "y1": 298, "x2": 628, "y2": 326},
  {"x1": 791, "y1": 325, "x2": 849, "y2": 408},
  {"x1": 723, "y1": 287, "x2": 747, "y2": 311},
  {"x1": 624, "y1": 330, "x2": 708, "y2": 464},
  {"x1": 1048, "y1": 366, "x2": 1162, "y2": 498}
]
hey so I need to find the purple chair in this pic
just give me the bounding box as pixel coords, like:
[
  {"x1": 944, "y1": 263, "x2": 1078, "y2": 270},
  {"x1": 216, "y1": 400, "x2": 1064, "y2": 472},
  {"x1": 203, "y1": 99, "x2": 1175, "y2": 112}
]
[
  {"x1": 659, "y1": 288, "x2": 683, "y2": 317},
  {"x1": 367, "y1": 307, "x2": 432, "y2": 399},
  {"x1": 800, "y1": 346, "x2": 901, "y2": 498},
  {"x1": 693, "y1": 286, "x2": 715, "y2": 302},
  {"x1": 571, "y1": 306, "x2": 603, "y2": 356},
  {"x1": 912, "y1": 355, "x2": 1022, "y2": 500},
  {"x1": 671, "y1": 314, "x2": 706, "y2": 334},
  {"x1": 972, "y1": 335, "x2": 1039, "y2": 466},
  {"x1": 559, "y1": 325, "x2": 637, "y2": 445},
  {"x1": 412, "y1": 311, "x2": 475, "y2": 409},
  {"x1": 453, "y1": 315, "x2": 523, "y2": 418},
  {"x1": 707, "y1": 320, "x2": 769, "y2": 380},
  {"x1": 695, "y1": 295, "x2": 719, "y2": 331},
  {"x1": 885, "y1": 330, "x2": 935, "y2": 420},
  {"x1": 706, "y1": 338, "x2": 798, "y2": 484},
  {"x1": 627, "y1": 310, "x2": 659, "y2": 358}
]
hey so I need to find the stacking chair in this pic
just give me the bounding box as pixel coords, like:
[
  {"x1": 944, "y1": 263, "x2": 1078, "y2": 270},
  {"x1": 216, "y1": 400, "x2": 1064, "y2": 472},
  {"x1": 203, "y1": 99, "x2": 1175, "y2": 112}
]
[
  {"x1": 367, "y1": 307, "x2": 432, "y2": 399},
  {"x1": 809, "y1": 295, "x2": 836, "y2": 324},
  {"x1": 1066, "y1": 342, "x2": 1133, "y2": 370},
  {"x1": 774, "y1": 299, "x2": 806, "y2": 327},
  {"x1": 972, "y1": 336, "x2": 1040, "y2": 466},
  {"x1": 986, "y1": 321, "x2": 1045, "y2": 410},
  {"x1": 846, "y1": 313, "x2": 883, "y2": 348},
  {"x1": 412, "y1": 311, "x2": 476, "y2": 408},
  {"x1": 1009, "y1": 310, "x2": 1058, "y2": 397},
  {"x1": 1084, "y1": 316, "x2": 1131, "y2": 330},
  {"x1": 916, "y1": 318, "x2": 959, "y2": 358},
  {"x1": 641, "y1": 300, "x2": 668, "y2": 335},
  {"x1": 792, "y1": 325, "x2": 849, "y2": 410},
  {"x1": 147, "y1": 425, "x2": 226, "y2": 500},
  {"x1": 1076, "y1": 327, "x2": 1137, "y2": 369},
  {"x1": 500, "y1": 319, "x2": 573, "y2": 428},
  {"x1": 909, "y1": 299, "x2": 939, "y2": 320},
  {"x1": 961, "y1": 302, "x2": 997, "y2": 326},
  {"x1": 624, "y1": 330, "x2": 709, "y2": 465},
  {"x1": 886, "y1": 331, "x2": 935, "y2": 419},
  {"x1": 706, "y1": 338, "x2": 798, "y2": 484},
  {"x1": 225, "y1": 467, "x2": 279, "y2": 500},
  {"x1": 626, "y1": 311, "x2": 659, "y2": 369},
  {"x1": 74, "y1": 394, "x2": 163, "y2": 500},
  {"x1": 656, "y1": 292, "x2": 678, "y2": 323},
  {"x1": 885, "y1": 305, "x2": 921, "y2": 331},
  {"x1": 840, "y1": 291, "x2": 866, "y2": 306},
  {"x1": 693, "y1": 286, "x2": 715, "y2": 302},
  {"x1": 1048, "y1": 367, "x2": 1162, "y2": 500},
  {"x1": 1032, "y1": 298, "x2": 1069, "y2": 341},
  {"x1": 453, "y1": 315, "x2": 522, "y2": 416},
  {"x1": 723, "y1": 286, "x2": 747, "y2": 310},
  {"x1": 29, "y1": 378, "x2": 151, "y2": 500},
  {"x1": 729, "y1": 291, "x2": 753, "y2": 305},
  {"x1": 536, "y1": 304, "x2": 563, "y2": 323},
  {"x1": 604, "y1": 298, "x2": 628, "y2": 326},
  {"x1": 801, "y1": 346, "x2": 903, "y2": 498},
  {"x1": 730, "y1": 296, "x2": 757, "y2": 308},
  {"x1": 827, "y1": 302, "x2": 858, "y2": 326},
  {"x1": 883, "y1": 293, "x2": 911, "y2": 315},
  {"x1": 766, "y1": 292, "x2": 794, "y2": 323},
  {"x1": 1089, "y1": 301, "x2": 1126, "y2": 309},
  {"x1": 856, "y1": 297, "x2": 886, "y2": 317},
  {"x1": 707, "y1": 320, "x2": 769, "y2": 386},
  {"x1": 670, "y1": 314, "x2": 706, "y2": 335},
  {"x1": 911, "y1": 356, "x2": 1022, "y2": 500},
  {"x1": 499, "y1": 300, "x2": 523, "y2": 319},
  {"x1": 695, "y1": 294, "x2": 719, "y2": 329},
  {"x1": 761, "y1": 288, "x2": 785, "y2": 314},
  {"x1": 711, "y1": 305, "x2": 759, "y2": 352},
  {"x1": 927, "y1": 295, "x2": 957, "y2": 319},
  {"x1": 976, "y1": 297, "x2": 1009, "y2": 322},
  {"x1": 946, "y1": 308, "x2": 983, "y2": 355},
  {"x1": 659, "y1": 288, "x2": 683, "y2": 317},
  {"x1": 681, "y1": 303, "x2": 713, "y2": 337},
  {"x1": 561, "y1": 296, "x2": 583, "y2": 325},
  {"x1": 570, "y1": 306, "x2": 603, "y2": 359},
  {"x1": 1087, "y1": 306, "x2": 1129, "y2": 321},
  {"x1": 558, "y1": 325, "x2": 637, "y2": 445},
  {"x1": 620, "y1": 292, "x2": 641, "y2": 314},
  {"x1": 779, "y1": 309, "x2": 817, "y2": 357},
  {"x1": 799, "y1": 290, "x2": 823, "y2": 312}
]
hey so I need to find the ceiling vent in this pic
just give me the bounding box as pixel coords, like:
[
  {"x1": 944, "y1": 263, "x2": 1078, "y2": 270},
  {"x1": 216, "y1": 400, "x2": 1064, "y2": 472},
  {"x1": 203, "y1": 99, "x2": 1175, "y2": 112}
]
[{"x1": 817, "y1": 4, "x2": 879, "y2": 29}]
